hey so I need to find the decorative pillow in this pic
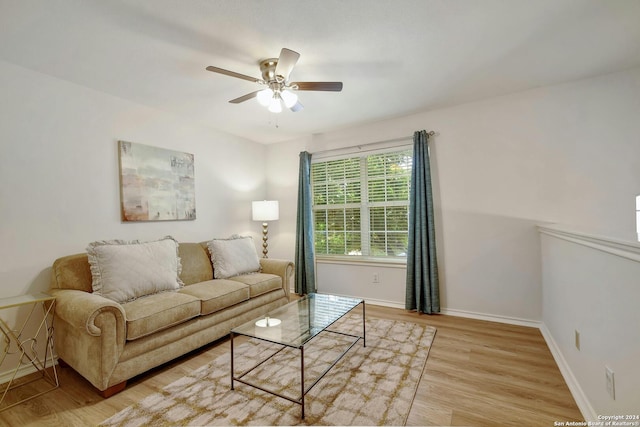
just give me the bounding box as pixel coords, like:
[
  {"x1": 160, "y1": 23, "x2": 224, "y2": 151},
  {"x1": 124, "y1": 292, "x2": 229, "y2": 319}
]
[
  {"x1": 207, "y1": 235, "x2": 260, "y2": 279},
  {"x1": 87, "y1": 236, "x2": 184, "y2": 304}
]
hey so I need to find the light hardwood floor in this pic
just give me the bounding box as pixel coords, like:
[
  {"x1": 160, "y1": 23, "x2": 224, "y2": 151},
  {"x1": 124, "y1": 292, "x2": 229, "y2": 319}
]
[{"x1": 0, "y1": 304, "x2": 584, "y2": 426}]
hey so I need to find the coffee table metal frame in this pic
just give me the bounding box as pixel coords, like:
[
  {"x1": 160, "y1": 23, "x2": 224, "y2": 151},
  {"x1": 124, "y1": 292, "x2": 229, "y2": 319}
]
[{"x1": 230, "y1": 293, "x2": 365, "y2": 419}]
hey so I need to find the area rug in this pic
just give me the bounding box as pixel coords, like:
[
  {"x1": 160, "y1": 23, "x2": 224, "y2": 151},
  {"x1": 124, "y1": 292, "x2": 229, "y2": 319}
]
[{"x1": 100, "y1": 315, "x2": 436, "y2": 426}]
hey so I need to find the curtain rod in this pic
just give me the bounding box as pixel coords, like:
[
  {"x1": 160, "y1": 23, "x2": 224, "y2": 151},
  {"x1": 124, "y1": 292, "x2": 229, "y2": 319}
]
[{"x1": 310, "y1": 130, "x2": 435, "y2": 156}]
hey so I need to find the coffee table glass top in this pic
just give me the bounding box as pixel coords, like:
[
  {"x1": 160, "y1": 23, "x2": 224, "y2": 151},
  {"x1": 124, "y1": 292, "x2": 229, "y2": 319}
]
[{"x1": 231, "y1": 293, "x2": 363, "y2": 348}]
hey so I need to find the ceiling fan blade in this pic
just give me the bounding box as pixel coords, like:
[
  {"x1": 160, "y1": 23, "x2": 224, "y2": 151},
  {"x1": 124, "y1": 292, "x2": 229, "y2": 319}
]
[
  {"x1": 229, "y1": 91, "x2": 260, "y2": 104},
  {"x1": 290, "y1": 101, "x2": 304, "y2": 112},
  {"x1": 292, "y1": 82, "x2": 343, "y2": 91},
  {"x1": 275, "y1": 48, "x2": 300, "y2": 80},
  {"x1": 206, "y1": 66, "x2": 261, "y2": 83}
]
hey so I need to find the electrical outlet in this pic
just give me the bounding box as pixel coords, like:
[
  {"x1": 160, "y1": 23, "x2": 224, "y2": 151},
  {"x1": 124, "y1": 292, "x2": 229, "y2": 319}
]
[
  {"x1": 372, "y1": 273, "x2": 380, "y2": 284},
  {"x1": 575, "y1": 330, "x2": 580, "y2": 350},
  {"x1": 605, "y1": 366, "x2": 615, "y2": 399}
]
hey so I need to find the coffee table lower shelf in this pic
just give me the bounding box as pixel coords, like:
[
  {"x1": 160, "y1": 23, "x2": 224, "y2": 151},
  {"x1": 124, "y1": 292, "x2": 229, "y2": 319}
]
[{"x1": 229, "y1": 295, "x2": 365, "y2": 419}]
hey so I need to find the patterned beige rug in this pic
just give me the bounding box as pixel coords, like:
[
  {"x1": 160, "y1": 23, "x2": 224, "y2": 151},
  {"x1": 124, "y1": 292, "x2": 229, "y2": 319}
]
[{"x1": 100, "y1": 315, "x2": 436, "y2": 426}]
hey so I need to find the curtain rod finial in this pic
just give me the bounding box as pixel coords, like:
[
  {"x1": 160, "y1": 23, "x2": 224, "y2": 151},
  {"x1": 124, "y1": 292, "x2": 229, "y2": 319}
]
[{"x1": 417, "y1": 130, "x2": 436, "y2": 137}]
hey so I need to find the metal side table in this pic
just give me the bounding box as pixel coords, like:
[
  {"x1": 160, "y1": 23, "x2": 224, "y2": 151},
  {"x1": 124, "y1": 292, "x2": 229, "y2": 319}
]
[{"x1": 0, "y1": 292, "x2": 58, "y2": 411}]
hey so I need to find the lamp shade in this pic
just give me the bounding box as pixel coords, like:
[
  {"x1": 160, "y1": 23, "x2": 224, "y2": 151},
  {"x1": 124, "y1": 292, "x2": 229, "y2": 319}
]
[{"x1": 252, "y1": 200, "x2": 279, "y2": 221}]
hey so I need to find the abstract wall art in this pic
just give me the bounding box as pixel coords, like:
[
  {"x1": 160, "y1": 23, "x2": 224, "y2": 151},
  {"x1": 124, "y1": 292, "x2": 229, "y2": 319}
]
[{"x1": 118, "y1": 141, "x2": 196, "y2": 221}]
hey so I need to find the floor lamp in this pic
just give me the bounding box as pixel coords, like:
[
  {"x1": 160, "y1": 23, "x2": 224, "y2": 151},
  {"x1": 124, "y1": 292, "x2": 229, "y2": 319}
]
[{"x1": 252, "y1": 200, "x2": 279, "y2": 258}]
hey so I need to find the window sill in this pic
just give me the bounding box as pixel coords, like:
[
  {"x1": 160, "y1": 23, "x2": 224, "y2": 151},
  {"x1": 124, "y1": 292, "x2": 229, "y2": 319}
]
[{"x1": 315, "y1": 256, "x2": 407, "y2": 268}]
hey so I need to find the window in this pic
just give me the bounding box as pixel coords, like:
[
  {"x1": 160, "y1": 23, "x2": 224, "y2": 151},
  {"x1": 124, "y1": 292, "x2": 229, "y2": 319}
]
[{"x1": 311, "y1": 148, "x2": 412, "y2": 258}]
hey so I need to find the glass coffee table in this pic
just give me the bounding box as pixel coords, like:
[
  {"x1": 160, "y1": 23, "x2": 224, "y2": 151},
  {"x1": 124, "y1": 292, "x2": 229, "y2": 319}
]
[{"x1": 230, "y1": 293, "x2": 365, "y2": 419}]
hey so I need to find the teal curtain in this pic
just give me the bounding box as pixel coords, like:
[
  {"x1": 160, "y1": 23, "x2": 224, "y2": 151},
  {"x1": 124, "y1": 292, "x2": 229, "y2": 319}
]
[
  {"x1": 294, "y1": 151, "x2": 316, "y2": 294},
  {"x1": 405, "y1": 130, "x2": 440, "y2": 314}
]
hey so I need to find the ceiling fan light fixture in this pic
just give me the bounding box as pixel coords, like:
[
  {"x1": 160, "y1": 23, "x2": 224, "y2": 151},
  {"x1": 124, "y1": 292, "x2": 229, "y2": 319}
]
[
  {"x1": 256, "y1": 88, "x2": 273, "y2": 106},
  {"x1": 206, "y1": 47, "x2": 342, "y2": 112},
  {"x1": 280, "y1": 89, "x2": 298, "y2": 109},
  {"x1": 268, "y1": 95, "x2": 283, "y2": 113}
]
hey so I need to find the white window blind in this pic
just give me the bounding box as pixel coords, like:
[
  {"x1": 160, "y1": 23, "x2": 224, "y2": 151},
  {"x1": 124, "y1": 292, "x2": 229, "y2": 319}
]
[{"x1": 311, "y1": 148, "x2": 412, "y2": 258}]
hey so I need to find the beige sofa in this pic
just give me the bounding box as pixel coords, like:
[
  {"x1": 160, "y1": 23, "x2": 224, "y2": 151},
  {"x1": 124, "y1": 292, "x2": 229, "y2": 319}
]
[{"x1": 50, "y1": 242, "x2": 293, "y2": 397}]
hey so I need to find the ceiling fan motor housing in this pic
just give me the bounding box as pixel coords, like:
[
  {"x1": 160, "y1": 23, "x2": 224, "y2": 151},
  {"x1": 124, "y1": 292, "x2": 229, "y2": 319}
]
[
  {"x1": 260, "y1": 58, "x2": 280, "y2": 83},
  {"x1": 260, "y1": 58, "x2": 297, "y2": 94}
]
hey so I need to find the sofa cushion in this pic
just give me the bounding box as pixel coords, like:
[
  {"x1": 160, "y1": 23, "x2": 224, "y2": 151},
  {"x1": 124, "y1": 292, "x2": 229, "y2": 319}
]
[
  {"x1": 87, "y1": 236, "x2": 184, "y2": 304},
  {"x1": 51, "y1": 253, "x2": 94, "y2": 292},
  {"x1": 207, "y1": 235, "x2": 260, "y2": 279},
  {"x1": 122, "y1": 292, "x2": 200, "y2": 341},
  {"x1": 179, "y1": 280, "x2": 250, "y2": 315},
  {"x1": 177, "y1": 242, "x2": 213, "y2": 285},
  {"x1": 228, "y1": 273, "x2": 282, "y2": 298}
]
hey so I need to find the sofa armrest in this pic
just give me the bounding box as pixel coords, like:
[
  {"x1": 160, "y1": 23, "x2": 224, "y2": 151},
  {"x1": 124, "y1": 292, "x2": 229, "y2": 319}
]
[
  {"x1": 259, "y1": 258, "x2": 294, "y2": 298},
  {"x1": 50, "y1": 289, "x2": 127, "y2": 391},
  {"x1": 50, "y1": 289, "x2": 126, "y2": 338}
]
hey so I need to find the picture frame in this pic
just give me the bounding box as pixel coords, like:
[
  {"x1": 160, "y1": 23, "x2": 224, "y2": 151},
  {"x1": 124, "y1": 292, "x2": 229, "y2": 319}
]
[{"x1": 118, "y1": 141, "x2": 196, "y2": 221}]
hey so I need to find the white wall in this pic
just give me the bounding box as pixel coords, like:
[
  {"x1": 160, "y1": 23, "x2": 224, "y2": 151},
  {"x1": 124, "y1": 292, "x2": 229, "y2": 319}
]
[
  {"x1": 267, "y1": 67, "x2": 640, "y2": 322},
  {"x1": 539, "y1": 225, "x2": 640, "y2": 418},
  {"x1": 0, "y1": 59, "x2": 269, "y2": 299}
]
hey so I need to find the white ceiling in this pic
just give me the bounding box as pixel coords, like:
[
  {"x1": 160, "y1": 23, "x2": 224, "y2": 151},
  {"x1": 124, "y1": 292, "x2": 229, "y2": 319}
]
[{"x1": 1, "y1": 0, "x2": 639, "y2": 144}]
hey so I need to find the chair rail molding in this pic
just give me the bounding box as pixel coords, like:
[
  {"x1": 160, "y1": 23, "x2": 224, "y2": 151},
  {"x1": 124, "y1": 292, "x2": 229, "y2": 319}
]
[{"x1": 537, "y1": 224, "x2": 640, "y2": 263}]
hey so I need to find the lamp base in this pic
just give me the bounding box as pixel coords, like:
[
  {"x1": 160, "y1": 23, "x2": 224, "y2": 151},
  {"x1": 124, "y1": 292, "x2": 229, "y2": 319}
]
[
  {"x1": 262, "y1": 222, "x2": 269, "y2": 258},
  {"x1": 255, "y1": 317, "x2": 281, "y2": 327}
]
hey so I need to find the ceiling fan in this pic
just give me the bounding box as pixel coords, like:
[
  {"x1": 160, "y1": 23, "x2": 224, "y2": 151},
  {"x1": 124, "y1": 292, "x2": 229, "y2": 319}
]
[{"x1": 206, "y1": 48, "x2": 343, "y2": 113}]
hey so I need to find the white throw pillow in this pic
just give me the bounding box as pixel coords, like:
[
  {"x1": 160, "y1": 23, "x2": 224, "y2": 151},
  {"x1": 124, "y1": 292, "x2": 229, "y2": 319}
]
[
  {"x1": 208, "y1": 235, "x2": 260, "y2": 279},
  {"x1": 87, "y1": 236, "x2": 184, "y2": 304}
]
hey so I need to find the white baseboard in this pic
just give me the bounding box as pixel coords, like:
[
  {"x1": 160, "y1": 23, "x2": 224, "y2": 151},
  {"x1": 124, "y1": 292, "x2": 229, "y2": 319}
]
[
  {"x1": 539, "y1": 324, "x2": 596, "y2": 422},
  {"x1": 359, "y1": 298, "x2": 405, "y2": 310},
  {"x1": 440, "y1": 307, "x2": 542, "y2": 328},
  {"x1": 291, "y1": 288, "x2": 406, "y2": 310},
  {"x1": 367, "y1": 301, "x2": 544, "y2": 330},
  {"x1": 0, "y1": 359, "x2": 57, "y2": 386}
]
